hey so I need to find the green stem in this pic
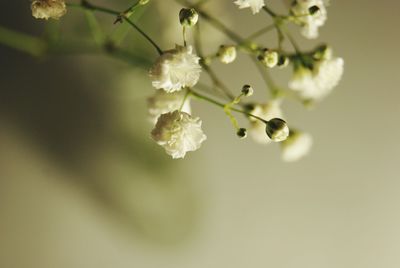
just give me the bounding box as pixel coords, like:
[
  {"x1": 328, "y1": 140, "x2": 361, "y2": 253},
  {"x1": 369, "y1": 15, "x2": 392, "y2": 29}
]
[
  {"x1": 0, "y1": 25, "x2": 47, "y2": 57},
  {"x1": 262, "y1": 6, "x2": 277, "y2": 17},
  {"x1": 123, "y1": 17, "x2": 163, "y2": 55},
  {"x1": 190, "y1": 90, "x2": 268, "y2": 123},
  {"x1": 246, "y1": 24, "x2": 276, "y2": 40}
]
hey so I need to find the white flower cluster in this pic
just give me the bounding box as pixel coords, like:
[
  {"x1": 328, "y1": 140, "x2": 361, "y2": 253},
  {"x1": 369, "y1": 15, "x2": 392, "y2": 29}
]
[
  {"x1": 148, "y1": 45, "x2": 206, "y2": 159},
  {"x1": 31, "y1": 0, "x2": 67, "y2": 20},
  {"x1": 289, "y1": 50, "x2": 344, "y2": 102}
]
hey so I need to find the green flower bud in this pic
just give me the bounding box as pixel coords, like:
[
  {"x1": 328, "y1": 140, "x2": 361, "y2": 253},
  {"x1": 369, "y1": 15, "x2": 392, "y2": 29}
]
[
  {"x1": 241, "y1": 84, "x2": 253, "y2": 97},
  {"x1": 265, "y1": 118, "x2": 289, "y2": 142},
  {"x1": 237, "y1": 128, "x2": 247, "y2": 139},
  {"x1": 179, "y1": 8, "x2": 198, "y2": 27}
]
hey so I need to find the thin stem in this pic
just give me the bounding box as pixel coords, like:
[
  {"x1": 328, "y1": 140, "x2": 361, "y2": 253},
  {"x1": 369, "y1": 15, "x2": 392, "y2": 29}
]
[
  {"x1": 84, "y1": 10, "x2": 105, "y2": 46},
  {"x1": 122, "y1": 17, "x2": 163, "y2": 55},
  {"x1": 190, "y1": 90, "x2": 268, "y2": 123},
  {"x1": 262, "y1": 6, "x2": 277, "y2": 18},
  {"x1": 0, "y1": 25, "x2": 47, "y2": 57},
  {"x1": 182, "y1": 26, "x2": 187, "y2": 47},
  {"x1": 246, "y1": 24, "x2": 276, "y2": 40}
]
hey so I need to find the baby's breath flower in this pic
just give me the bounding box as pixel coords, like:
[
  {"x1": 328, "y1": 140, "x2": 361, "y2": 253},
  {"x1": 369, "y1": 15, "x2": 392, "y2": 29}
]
[
  {"x1": 217, "y1": 45, "x2": 237, "y2": 64},
  {"x1": 291, "y1": 0, "x2": 327, "y2": 39},
  {"x1": 147, "y1": 90, "x2": 191, "y2": 124},
  {"x1": 258, "y1": 49, "x2": 279, "y2": 68},
  {"x1": 241, "y1": 84, "x2": 253, "y2": 97},
  {"x1": 149, "y1": 45, "x2": 202, "y2": 92},
  {"x1": 151, "y1": 110, "x2": 207, "y2": 159},
  {"x1": 234, "y1": 0, "x2": 265, "y2": 14},
  {"x1": 179, "y1": 8, "x2": 199, "y2": 27},
  {"x1": 289, "y1": 56, "x2": 344, "y2": 101},
  {"x1": 31, "y1": 0, "x2": 67, "y2": 20},
  {"x1": 266, "y1": 118, "x2": 289, "y2": 142},
  {"x1": 248, "y1": 101, "x2": 284, "y2": 144},
  {"x1": 281, "y1": 130, "x2": 313, "y2": 162}
]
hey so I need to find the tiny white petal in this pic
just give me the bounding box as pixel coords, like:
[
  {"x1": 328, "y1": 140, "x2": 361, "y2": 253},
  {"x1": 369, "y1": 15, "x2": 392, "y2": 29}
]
[
  {"x1": 281, "y1": 132, "x2": 313, "y2": 162},
  {"x1": 151, "y1": 111, "x2": 207, "y2": 159},
  {"x1": 234, "y1": 0, "x2": 265, "y2": 14},
  {"x1": 149, "y1": 45, "x2": 202, "y2": 92},
  {"x1": 31, "y1": 0, "x2": 67, "y2": 20}
]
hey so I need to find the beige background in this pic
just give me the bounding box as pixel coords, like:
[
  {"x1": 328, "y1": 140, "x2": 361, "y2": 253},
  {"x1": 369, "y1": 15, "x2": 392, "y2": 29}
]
[{"x1": 1, "y1": 1, "x2": 400, "y2": 267}]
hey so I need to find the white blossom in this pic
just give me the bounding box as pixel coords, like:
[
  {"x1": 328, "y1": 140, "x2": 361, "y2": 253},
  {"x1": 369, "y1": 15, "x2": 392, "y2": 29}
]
[
  {"x1": 291, "y1": 0, "x2": 327, "y2": 39},
  {"x1": 31, "y1": 0, "x2": 67, "y2": 20},
  {"x1": 248, "y1": 101, "x2": 284, "y2": 144},
  {"x1": 218, "y1": 45, "x2": 237, "y2": 64},
  {"x1": 149, "y1": 45, "x2": 201, "y2": 92},
  {"x1": 289, "y1": 57, "x2": 344, "y2": 101},
  {"x1": 147, "y1": 90, "x2": 191, "y2": 124},
  {"x1": 234, "y1": 0, "x2": 265, "y2": 14},
  {"x1": 281, "y1": 131, "x2": 313, "y2": 162},
  {"x1": 151, "y1": 110, "x2": 207, "y2": 159}
]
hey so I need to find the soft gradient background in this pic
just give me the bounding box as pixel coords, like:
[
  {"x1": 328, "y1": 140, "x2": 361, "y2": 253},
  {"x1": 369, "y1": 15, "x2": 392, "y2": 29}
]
[{"x1": 1, "y1": 1, "x2": 400, "y2": 268}]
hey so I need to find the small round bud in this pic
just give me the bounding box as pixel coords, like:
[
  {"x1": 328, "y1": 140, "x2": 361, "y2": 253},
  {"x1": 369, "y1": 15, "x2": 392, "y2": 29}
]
[
  {"x1": 277, "y1": 55, "x2": 289, "y2": 68},
  {"x1": 258, "y1": 49, "x2": 279, "y2": 68},
  {"x1": 237, "y1": 128, "x2": 247, "y2": 139},
  {"x1": 308, "y1": 5, "x2": 320, "y2": 15},
  {"x1": 241, "y1": 84, "x2": 253, "y2": 97},
  {"x1": 265, "y1": 118, "x2": 289, "y2": 142},
  {"x1": 217, "y1": 45, "x2": 237, "y2": 64},
  {"x1": 179, "y1": 8, "x2": 198, "y2": 27},
  {"x1": 139, "y1": 0, "x2": 150, "y2": 5}
]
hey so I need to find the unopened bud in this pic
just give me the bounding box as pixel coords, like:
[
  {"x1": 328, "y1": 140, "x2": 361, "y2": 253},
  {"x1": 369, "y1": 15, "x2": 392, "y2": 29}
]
[
  {"x1": 179, "y1": 8, "x2": 198, "y2": 27},
  {"x1": 313, "y1": 44, "x2": 332, "y2": 60},
  {"x1": 217, "y1": 45, "x2": 237, "y2": 64},
  {"x1": 241, "y1": 84, "x2": 254, "y2": 97},
  {"x1": 277, "y1": 55, "x2": 289, "y2": 68},
  {"x1": 258, "y1": 49, "x2": 279, "y2": 68},
  {"x1": 237, "y1": 128, "x2": 247, "y2": 139},
  {"x1": 265, "y1": 118, "x2": 289, "y2": 142}
]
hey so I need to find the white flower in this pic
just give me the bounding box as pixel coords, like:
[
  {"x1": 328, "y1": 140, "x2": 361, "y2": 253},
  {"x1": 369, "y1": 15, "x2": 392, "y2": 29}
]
[
  {"x1": 151, "y1": 110, "x2": 207, "y2": 159},
  {"x1": 289, "y1": 57, "x2": 344, "y2": 101},
  {"x1": 281, "y1": 131, "x2": 313, "y2": 162},
  {"x1": 234, "y1": 0, "x2": 265, "y2": 14},
  {"x1": 149, "y1": 45, "x2": 201, "y2": 93},
  {"x1": 31, "y1": 0, "x2": 67, "y2": 20},
  {"x1": 248, "y1": 101, "x2": 284, "y2": 144},
  {"x1": 147, "y1": 90, "x2": 191, "y2": 124},
  {"x1": 291, "y1": 0, "x2": 327, "y2": 39}
]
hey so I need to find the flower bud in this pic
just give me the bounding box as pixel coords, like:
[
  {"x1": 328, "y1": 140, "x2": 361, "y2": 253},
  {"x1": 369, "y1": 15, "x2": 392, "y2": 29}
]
[
  {"x1": 258, "y1": 49, "x2": 279, "y2": 68},
  {"x1": 265, "y1": 118, "x2": 289, "y2": 142},
  {"x1": 236, "y1": 128, "x2": 247, "y2": 139},
  {"x1": 179, "y1": 8, "x2": 198, "y2": 27},
  {"x1": 217, "y1": 45, "x2": 237, "y2": 64},
  {"x1": 241, "y1": 84, "x2": 253, "y2": 97},
  {"x1": 277, "y1": 55, "x2": 289, "y2": 68}
]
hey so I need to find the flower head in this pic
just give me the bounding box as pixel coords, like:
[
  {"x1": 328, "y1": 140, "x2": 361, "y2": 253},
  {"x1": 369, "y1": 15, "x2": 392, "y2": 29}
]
[
  {"x1": 234, "y1": 0, "x2": 265, "y2": 14},
  {"x1": 289, "y1": 56, "x2": 344, "y2": 101},
  {"x1": 248, "y1": 101, "x2": 284, "y2": 144},
  {"x1": 151, "y1": 110, "x2": 207, "y2": 159},
  {"x1": 291, "y1": 0, "x2": 327, "y2": 39},
  {"x1": 281, "y1": 131, "x2": 313, "y2": 162},
  {"x1": 149, "y1": 45, "x2": 202, "y2": 92},
  {"x1": 217, "y1": 45, "x2": 237, "y2": 64},
  {"x1": 147, "y1": 90, "x2": 191, "y2": 124},
  {"x1": 31, "y1": 0, "x2": 67, "y2": 20}
]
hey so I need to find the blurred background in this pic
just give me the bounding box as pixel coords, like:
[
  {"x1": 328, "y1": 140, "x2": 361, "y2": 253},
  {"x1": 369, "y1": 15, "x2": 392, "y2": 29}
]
[{"x1": 1, "y1": 1, "x2": 400, "y2": 268}]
